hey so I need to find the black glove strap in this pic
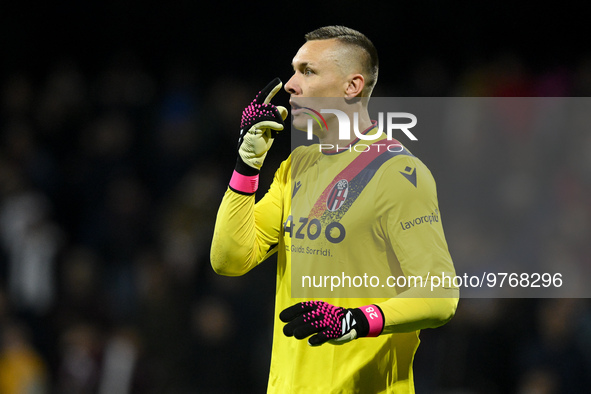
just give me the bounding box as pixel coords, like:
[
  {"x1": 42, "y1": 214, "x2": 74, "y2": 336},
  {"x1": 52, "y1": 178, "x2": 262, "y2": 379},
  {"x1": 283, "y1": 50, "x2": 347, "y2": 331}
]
[
  {"x1": 235, "y1": 156, "x2": 259, "y2": 176},
  {"x1": 350, "y1": 308, "x2": 371, "y2": 338}
]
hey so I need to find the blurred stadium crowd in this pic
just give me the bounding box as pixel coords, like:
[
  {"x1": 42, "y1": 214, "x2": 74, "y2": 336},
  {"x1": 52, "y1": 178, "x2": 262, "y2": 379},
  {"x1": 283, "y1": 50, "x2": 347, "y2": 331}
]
[{"x1": 1, "y1": 45, "x2": 591, "y2": 393}]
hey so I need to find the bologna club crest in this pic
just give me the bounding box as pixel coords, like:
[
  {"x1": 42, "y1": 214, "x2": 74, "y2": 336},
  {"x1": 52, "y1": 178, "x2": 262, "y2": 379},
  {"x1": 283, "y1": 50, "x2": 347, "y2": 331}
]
[{"x1": 327, "y1": 179, "x2": 349, "y2": 211}]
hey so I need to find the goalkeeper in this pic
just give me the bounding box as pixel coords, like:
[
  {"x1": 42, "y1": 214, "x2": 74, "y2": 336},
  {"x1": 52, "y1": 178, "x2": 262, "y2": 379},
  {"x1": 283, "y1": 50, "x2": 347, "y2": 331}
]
[{"x1": 211, "y1": 26, "x2": 459, "y2": 393}]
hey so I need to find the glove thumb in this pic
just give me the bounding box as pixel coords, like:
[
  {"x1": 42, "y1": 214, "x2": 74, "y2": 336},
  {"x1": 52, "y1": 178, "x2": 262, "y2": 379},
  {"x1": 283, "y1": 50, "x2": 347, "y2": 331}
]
[{"x1": 276, "y1": 105, "x2": 288, "y2": 121}]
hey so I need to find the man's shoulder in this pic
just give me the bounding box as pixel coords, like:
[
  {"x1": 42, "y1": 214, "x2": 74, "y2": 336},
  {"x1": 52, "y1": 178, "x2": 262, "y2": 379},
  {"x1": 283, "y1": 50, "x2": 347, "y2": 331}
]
[
  {"x1": 289, "y1": 144, "x2": 322, "y2": 169},
  {"x1": 373, "y1": 147, "x2": 438, "y2": 198}
]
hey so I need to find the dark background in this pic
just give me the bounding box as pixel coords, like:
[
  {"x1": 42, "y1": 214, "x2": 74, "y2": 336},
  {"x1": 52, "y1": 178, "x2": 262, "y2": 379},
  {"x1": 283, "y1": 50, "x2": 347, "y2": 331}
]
[{"x1": 0, "y1": 1, "x2": 590, "y2": 393}]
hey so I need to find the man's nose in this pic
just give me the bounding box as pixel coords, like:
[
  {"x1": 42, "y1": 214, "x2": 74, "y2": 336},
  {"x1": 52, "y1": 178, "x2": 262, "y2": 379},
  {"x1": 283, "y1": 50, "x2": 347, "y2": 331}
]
[{"x1": 284, "y1": 74, "x2": 299, "y2": 95}]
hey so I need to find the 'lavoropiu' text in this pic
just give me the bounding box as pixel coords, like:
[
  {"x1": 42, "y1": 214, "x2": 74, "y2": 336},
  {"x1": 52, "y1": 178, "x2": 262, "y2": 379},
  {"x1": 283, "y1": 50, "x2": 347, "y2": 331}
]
[{"x1": 400, "y1": 211, "x2": 439, "y2": 230}]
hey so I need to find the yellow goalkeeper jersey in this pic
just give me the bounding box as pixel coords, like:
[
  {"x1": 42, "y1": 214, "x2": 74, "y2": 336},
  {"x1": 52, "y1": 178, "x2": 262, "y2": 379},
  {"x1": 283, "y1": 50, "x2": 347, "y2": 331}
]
[{"x1": 211, "y1": 130, "x2": 458, "y2": 393}]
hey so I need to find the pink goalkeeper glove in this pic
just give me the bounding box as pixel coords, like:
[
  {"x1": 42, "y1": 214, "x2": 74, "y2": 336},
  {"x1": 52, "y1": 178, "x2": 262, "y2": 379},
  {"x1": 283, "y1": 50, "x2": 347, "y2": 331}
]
[{"x1": 280, "y1": 300, "x2": 385, "y2": 346}]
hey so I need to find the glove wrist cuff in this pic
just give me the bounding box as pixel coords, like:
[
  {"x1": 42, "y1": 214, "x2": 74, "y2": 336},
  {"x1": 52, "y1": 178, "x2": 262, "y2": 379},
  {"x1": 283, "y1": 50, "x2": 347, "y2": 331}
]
[
  {"x1": 229, "y1": 170, "x2": 259, "y2": 195},
  {"x1": 235, "y1": 156, "x2": 260, "y2": 175},
  {"x1": 356, "y1": 305, "x2": 385, "y2": 337}
]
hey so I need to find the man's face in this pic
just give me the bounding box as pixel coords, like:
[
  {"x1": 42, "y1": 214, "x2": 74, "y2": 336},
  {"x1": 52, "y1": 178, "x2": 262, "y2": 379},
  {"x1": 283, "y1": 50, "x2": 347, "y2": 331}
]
[
  {"x1": 285, "y1": 38, "x2": 350, "y2": 98},
  {"x1": 285, "y1": 39, "x2": 352, "y2": 134}
]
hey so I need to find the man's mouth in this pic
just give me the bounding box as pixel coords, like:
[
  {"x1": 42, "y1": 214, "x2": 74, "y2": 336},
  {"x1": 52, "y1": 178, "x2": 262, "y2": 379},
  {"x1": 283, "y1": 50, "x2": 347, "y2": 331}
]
[{"x1": 290, "y1": 100, "x2": 305, "y2": 115}]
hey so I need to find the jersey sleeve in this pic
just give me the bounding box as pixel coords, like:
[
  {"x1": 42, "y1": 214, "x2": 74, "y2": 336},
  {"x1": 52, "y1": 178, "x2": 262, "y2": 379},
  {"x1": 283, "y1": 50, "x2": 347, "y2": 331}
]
[
  {"x1": 210, "y1": 157, "x2": 289, "y2": 276},
  {"x1": 375, "y1": 155, "x2": 459, "y2": 333}
]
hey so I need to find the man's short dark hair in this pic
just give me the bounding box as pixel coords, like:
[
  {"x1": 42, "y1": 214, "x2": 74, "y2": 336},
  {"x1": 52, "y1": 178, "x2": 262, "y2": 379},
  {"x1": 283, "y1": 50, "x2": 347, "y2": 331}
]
[{"x1": 305, "y1": 26, "x2": 379, "y2": 95}]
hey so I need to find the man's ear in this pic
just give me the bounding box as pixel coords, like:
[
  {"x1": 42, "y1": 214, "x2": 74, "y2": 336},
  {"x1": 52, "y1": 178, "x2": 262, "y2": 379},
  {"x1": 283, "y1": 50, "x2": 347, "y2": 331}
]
[{"x1": 345, "y1": 74, "x2": 365, "y2": 98}]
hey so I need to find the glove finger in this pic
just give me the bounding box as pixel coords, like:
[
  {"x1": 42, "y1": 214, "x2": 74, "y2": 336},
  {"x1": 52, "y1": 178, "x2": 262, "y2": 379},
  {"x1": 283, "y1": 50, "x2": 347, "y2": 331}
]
[
  {"x1": 308, "y1": 332, "x2": 331, "y2": 347},
  {"x1": 279, "y1": 302, "x2": 315, "y2": 323},
  {"x1": 241, "y1": 96, "x2": 284, "y2": 134},
  {"x1": 283, "y1": 313, "x2": 323, "y2": 339},
  {"x1": 293, "y1": 321, "x2": 324, "y2": 340},
  {"x1": 262, "y1": 78, "x2": 283, "y2": 104},
  {"x1": 256, "y1": 77, "x2": 282, "y2": 105},
  {"x1": 255, "y1": 121, "x2": 284, "y2": 132},
  {"x1": 283, "y1": 314, "x2": 308, "y2": 337}
]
